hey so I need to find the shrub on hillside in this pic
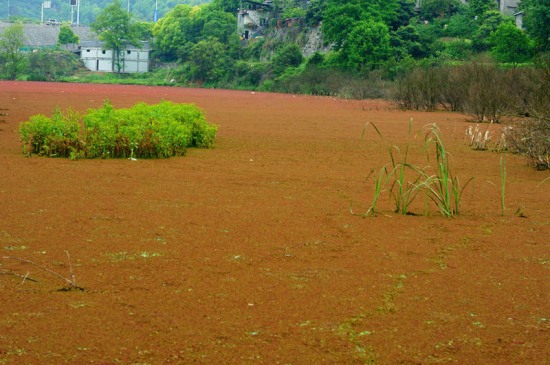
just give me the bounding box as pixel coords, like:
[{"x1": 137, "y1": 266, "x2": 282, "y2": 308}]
[
  {"x1": 20, "y1": 101, "x2": 217, "y2": 159},
  {"x1": 27, "y1": 50, "x2": 80, "y2": 81}
]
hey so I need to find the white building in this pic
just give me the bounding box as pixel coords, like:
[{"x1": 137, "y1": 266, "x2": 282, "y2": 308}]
[
  {"x1": 237, "y1": 0, "x2": 272, "y2": 40},
  {"x1": 80, "y1": 40, "x2": 151, "y2": 73}
]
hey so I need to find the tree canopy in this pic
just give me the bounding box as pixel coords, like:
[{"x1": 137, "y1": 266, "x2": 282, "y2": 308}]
[
  {"x1": 58, "y1": 24, "x2": 80, "y2": 46},
  {"x1": 520, "y1": 0, "x2": 550, "y2": 52},
  {"x1": 490, "y1": 21, "x2": 534, "y2": 65},
  {"x1": 91, "y1": 0, "x2": 142, "y2": 73},
  {"x1": 0, "y1": 23, "x2": 26, "y2": 80}
]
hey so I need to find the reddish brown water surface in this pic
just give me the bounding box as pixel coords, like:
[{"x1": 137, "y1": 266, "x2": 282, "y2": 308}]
[{"x1": 0, "y1": 81, "x2": 548, "y2": 364}]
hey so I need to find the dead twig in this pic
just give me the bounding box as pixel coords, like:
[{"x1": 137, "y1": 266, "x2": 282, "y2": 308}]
[
  {"x1": 1, "y1": 252, "x2": 84, "y2": 291},
  {"x1": 0, "y1": 268, "x2": 39, "y2": 283}
]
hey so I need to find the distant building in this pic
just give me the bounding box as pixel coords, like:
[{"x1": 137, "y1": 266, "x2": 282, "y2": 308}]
[
  {"x1": 498, "y1": 0, "x2": 520, "y2": 15},
  {"x1": 514, "y1": 11, "x2": 523, "y2": 29},
  {"x1": 237, "y1": 0, "x2": 273, "y2": 40},
  {"x1": 0, "y1": 22, "x2": 94, "y2": 51},
  {"x1": 80, "y1": 41, "x2": 151, "y2": 73}
]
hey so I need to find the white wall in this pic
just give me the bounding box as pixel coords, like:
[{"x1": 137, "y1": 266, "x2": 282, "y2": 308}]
[{"x1": 81, "y1": 46, "x2": 150, "y2": 73}]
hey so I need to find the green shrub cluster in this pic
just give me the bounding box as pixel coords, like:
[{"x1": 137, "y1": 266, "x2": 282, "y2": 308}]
[
  {"x1": 19, "y1": 108, "x2": 81, "y2": 158},
  {"x1": 19, "y1": 100, "x2": 217, "y2": 159}
]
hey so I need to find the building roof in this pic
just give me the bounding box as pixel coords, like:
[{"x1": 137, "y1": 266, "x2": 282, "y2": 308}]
[
  {"x1": 0, "y1": 21, "x2": 97, "y2": 47},
  {"x1": 80, "y1": 40, "x2": 151, "y2": 50}
]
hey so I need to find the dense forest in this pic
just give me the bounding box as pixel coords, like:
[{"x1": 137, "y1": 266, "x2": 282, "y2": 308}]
[{"x1": 0, "y1": 0, "x2": 211, "y2": 24}]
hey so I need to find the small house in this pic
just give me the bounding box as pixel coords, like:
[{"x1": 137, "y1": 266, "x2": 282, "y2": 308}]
[
  {"x1": 80, "y1": 40, "x2": 151, "y2": 73},
  {"x1": 237, "y1": 0, "x2": 273, "y2": 40}
]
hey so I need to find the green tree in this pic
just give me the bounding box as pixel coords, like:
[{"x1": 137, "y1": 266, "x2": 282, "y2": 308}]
[
  {"x1": 420, "y1": 0, "x2": 461, "y2": 20},
  {"x1": 0, "y1": 22, "x2": 26, "y2": 80},
  {"x1": 472, "y1": 10, "x2": 505, "y2": 52},
  {"x1": 445, "y1": 13, "x2": 478, "y2": 38},
  {"x1": 133, "y1": 21, "x2": 154, "y2": 42},
  {"x1": 154, "y1": 3, "x2": 239, "y2": 62},
  {"x1": 467, "y1": 0, "x2": 497, "y2": 18},
  {"x1": 322, "y1": 3, "x2": 364, "y2": 49},
  {"x1": 210, "y1": 0, "x2": 240, "y2": 13},
  {"x1": 28, "y1": 50, "x2": 80, "y2": 81},
  {"x1": 520, "y1": 0, "x2": 550, "y2": 52},
  {"x1": 272, "y1": 43, "x2": 303, "y2": 76},
  {"x1": 323, "y1": 0, "x2": 403, "y2": 49},
  {"x1": 490, "y1": 22, "x2": 534, "y2": 65},
  {"x1": 58, "y1": 24, "x2": 80, "y2": 46},
  {"x1": 91, "y1": 0, "x2": 141, "y2": 73},
  {"x1": 305, "y1": 0, "x2": 327, "y2": 26},
  {"x1": 392, "y1": 0, "x2": 416, "y2": 30},
  {"x1": 153, "y1": 4, "x2": 201, "y2": 61},
  {"x1": 341, "y1": 20, "x2": 391, "y2": 71},
  {"x1": 391, "y1": 25, "x2": 428, "y2": 59},
  {"x1": 188, "y1": 38, "x2": 230, "y2": 83},
  {"x1": 196, "y1": 8, "x2": 236, "y2": 44}
]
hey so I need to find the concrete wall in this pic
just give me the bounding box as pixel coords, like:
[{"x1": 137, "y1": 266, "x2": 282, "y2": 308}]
[{"x1": 80, "y1": 45, "x2": 150, "y2": 73}]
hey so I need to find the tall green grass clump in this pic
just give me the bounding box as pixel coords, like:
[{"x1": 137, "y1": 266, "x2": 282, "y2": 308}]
[
  {"x1": 359, "y1": 121, "x2": 474, "y2": 217},
  {"x1": 421, "y1": 124, "x2": 474, "y2": 217},
  {"x1": 358, "y1": 120, "x2": 425, "y2": 216},
  {"x1": 19, "y1": 108, "x2": 81, "y2": 157},
  {"x1": 20, "y1": 100, "x2": 217, "y2": 159}
]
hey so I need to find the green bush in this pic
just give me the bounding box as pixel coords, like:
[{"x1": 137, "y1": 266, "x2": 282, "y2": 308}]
[
  {"x1": 27, "y1": 49, "x2": 80, "y2": 81},
  {"x1": 20, "y1": 100, "x2": 217, "y2": 159},
  {"x1": 19, "y1": 108, "x2": 81, "y2": 157}
]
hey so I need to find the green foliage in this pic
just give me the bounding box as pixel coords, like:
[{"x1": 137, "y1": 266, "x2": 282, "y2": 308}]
[
  {"x1": 305, "y1": 0, "x2": 327, "y2": 26},
  {"x1": 421, "y1": 124, "x2": 474, "y2": 217},
  {"x1": 153, "y1": 3, "x2": 237, "y2": 64},
  {"x1": 19, "y1": 101, "x2": 217, "y2": 159},
  {"x1": 188, "y1": 38, "x2": 231, "y2": 83},
  {"x1": 323, "y1": 0, "x2": 405, "y2": 50},
  {"x1": 153, "y1": 4, "x2": 198, "y2": 60},
  {"x1": 341, "y1": 20, "x2": 392, "y2": 71},
  {"x1": 419, "y1": 0, "x2": 461, "y2": 20},
  {"x1": 392, "y1": 0, "x2": 416, "y2": 30},
  {"x1": 57, "y1": 24, "x2": 80, "y2": 46},
  {"x1": 322, "y1": 3, "x2": 364, "y2": 49},
  {"x1": 471, "y1": 10, "x2": 505, "y2": 52},
  {"x1": 391, "y1": 25, "x2": 430, "y2": 60},
  {"x1": 233, "y1": 60, "x2": 269, "y2": 88},
  {"x1": 445, "y1": 13, "x2": 478, "y2": 39},
  {"x1": 27, "y1": 50, "x2": 80, "y2": 81},
  {"x1": 467, "y1": 0, "x2": 497, "y2": 18},
  {"x1": 520, "y1": 0, "x2": 550, "y2": 52},
  {"x1": 19, "y1": 108, "x2": 81, "y2": 157},
  {"x1": 272, "y1": 43, "x2": 304, "y2": 76},
  {"x1": 441, "y1": 39, "x2": 473, "y2": 60},
  {"x1": 210, "y1": 0, "x2": 241, "y2": 13},
  {"x1": 359, "y1": 121, "x2": 473, "y2": 217},
  {"x1": 489, "y1": 22, "x2": 534, "y2": 65},
  {"x1": 133, "y1": 21, "x2": 155, "y2": 41},
  {"x1": 91, "y1": 0, "x2": 142, "y2": 73},
  {"x1": 0, "y1": 22, "x2": 26, "y2": 80}
]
